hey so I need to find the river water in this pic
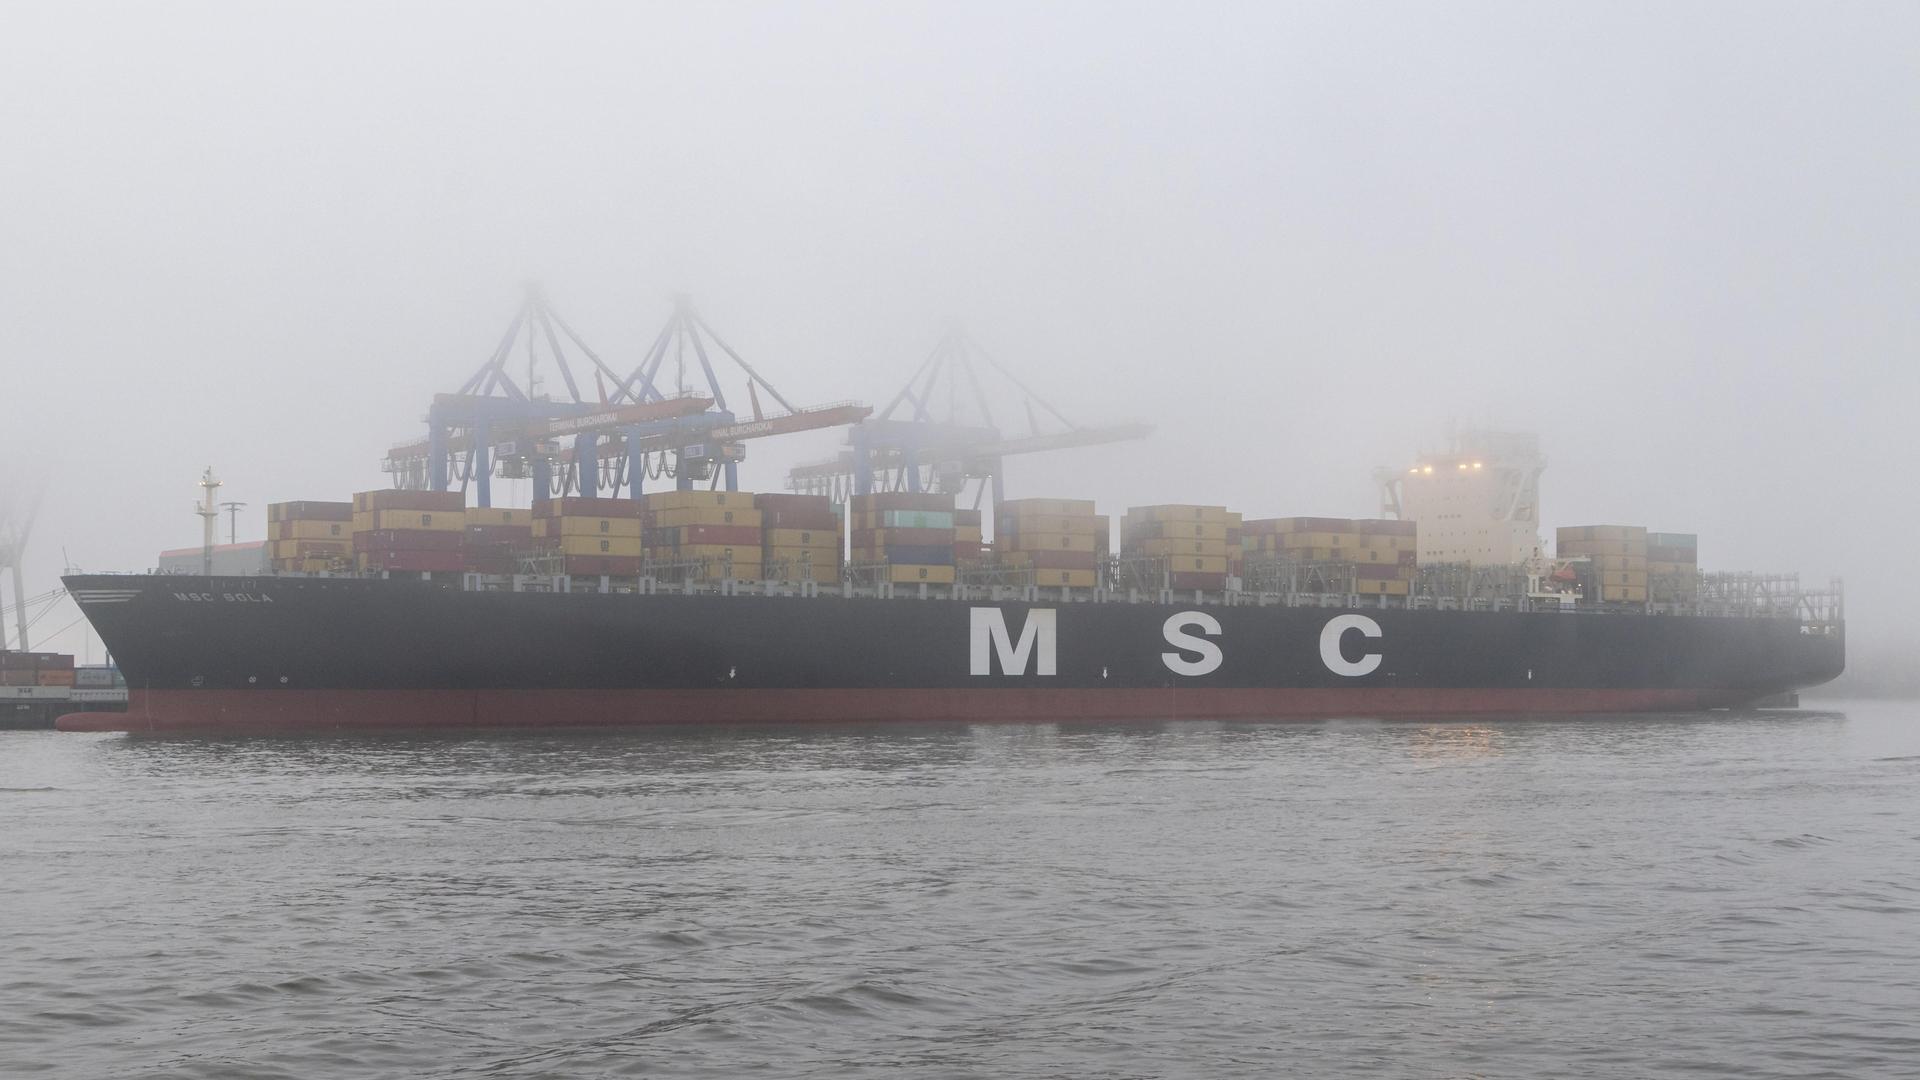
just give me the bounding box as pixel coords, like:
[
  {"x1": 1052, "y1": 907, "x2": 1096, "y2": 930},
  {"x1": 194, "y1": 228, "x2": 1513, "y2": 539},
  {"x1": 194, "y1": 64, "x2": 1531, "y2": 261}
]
[{"x1": 3, "y1": 702, "x2": 1918, "y2": 1078}]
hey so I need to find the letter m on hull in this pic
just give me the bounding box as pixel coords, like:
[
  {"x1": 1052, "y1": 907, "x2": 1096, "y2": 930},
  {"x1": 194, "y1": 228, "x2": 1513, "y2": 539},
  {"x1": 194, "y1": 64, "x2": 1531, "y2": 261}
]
[{"x1": 970, "y1": 608, "x2": 1058, "y2": 676}]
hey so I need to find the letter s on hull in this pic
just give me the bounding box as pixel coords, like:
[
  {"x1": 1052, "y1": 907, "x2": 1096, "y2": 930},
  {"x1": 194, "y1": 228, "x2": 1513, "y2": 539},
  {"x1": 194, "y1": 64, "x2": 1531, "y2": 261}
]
[
  {"x1": 1162, "y1": 611, "x2": 1223, "y2": 677},
  {"x1": 1320, "y1": 614, "x2": 1383, "y2": 677}
]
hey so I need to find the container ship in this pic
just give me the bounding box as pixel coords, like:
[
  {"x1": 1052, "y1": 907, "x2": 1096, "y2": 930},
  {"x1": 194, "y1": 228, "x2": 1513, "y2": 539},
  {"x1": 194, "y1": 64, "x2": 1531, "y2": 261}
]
[{"x1": 57, "y1": 487, "x2": 1844, "y2": 734}]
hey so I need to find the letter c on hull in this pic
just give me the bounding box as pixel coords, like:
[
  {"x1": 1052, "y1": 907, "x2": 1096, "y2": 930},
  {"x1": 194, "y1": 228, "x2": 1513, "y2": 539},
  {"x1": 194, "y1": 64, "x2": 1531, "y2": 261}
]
[{"x1": 1320, "y1": 614, "x2": 1383, "y2": 677}]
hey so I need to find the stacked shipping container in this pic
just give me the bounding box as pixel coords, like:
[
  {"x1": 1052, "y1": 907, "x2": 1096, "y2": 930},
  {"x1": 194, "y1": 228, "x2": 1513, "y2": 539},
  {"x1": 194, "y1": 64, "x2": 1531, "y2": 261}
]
[
  {"x1": 643, "y1": 491, "x2": 761, "y2": 581},
  {"x1": 953, "y1": 508, "x2": 984, "y2": 565},
  {"x1": 1557, "y1": 525, "x2": 1649, "y2": 603},
  {"x1": 1122, "y1": 505, "x2": 1237, "y2": 591},
  {"x1": 1241, "y1": 517, "x2": 1419, "y2": 595},
  {"x1": 463, "y1": 507, "x2": 533, "y2": 574},
  {"x1": 265, "y1": 501, "x2": 354, "y2": 573},
  {"x1": 995, "y1": 498, "x2": 1105, "y2": 589},
  {"x1": 352, "y1": 490, "x2": 467, "y2": 573},
  {"x1": 755, "y1": 494, "x2": 841, "y2": 581},
  {"x1": 850, "y1": 492, "x2": 956, "y2": 585},
  {"x1": 532, "y1": 497, "x2": 645, "y2": 577},
  {"x1": 1, "y1": 651, "x2": 75, "y2": 687},
  {"x1": 1647, "y1": 531, "x2": 1700, "y2": 605}
]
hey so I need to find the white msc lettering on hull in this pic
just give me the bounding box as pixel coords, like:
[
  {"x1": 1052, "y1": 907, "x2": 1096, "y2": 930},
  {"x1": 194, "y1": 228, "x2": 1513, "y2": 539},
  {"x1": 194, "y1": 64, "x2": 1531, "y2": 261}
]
[
  {"x1": 969, "y1": 608, "x2": 1057, "y2": 676},
  {"x1": 1161, "y1": 611, "x2": 1223, "y2": 676},
  {"x1": 1320, "y1": 614, "x2": 1383, "y2": 676}
]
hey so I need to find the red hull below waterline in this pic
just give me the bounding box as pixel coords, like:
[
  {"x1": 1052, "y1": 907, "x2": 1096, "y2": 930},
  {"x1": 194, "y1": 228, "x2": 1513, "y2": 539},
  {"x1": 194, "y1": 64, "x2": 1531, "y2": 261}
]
[{"x1": 56, "y1": 686, "x2": 1746, "y2": 734}]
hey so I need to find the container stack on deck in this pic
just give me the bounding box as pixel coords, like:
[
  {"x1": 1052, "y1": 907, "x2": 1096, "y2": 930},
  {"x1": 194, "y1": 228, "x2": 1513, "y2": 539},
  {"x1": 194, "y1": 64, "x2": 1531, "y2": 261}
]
[
  {"x1": 265, "y1": 501, "x2": 353, "y2": 573},
  {"x1": 1241, "y1": 517, "x2": 1418, "y2": 595},
  {"x1": 1557, "y1": 525, "x2": 1649, "y2": 604},
  {"x1": 530, "y1": 497, "x2": 644, "y2": 577},
  {"x1": 995, "y1": 499, "x2": 1105, "y2": 589},
  {"x1": 462, "y1": 507, "x2": 533, "y2": 575},
  {"x1": 755, "y1": 494, "x2": 841, "y2": 582},
  {"x1": 352, "y1": 490, "x2": 466, "y2": 573},
  {"x1": 850, "y1": 492, "x2": 956, "y2": 585},
  {"x1": 1, "y1": 651, "x2": 74, "y2": 687},
  {"x1": 642, "y1": 491, "x2": 760, "y2": 581},
  {"x1": 953, "y1": 508, "x2": 984, "y2": 565},
  {"x1": 1123, "y1": 504, "x2": 1235, "y2": 591},
  {"x1": 1647, "y1": 532, "x2": 1699, "y2": 606}
]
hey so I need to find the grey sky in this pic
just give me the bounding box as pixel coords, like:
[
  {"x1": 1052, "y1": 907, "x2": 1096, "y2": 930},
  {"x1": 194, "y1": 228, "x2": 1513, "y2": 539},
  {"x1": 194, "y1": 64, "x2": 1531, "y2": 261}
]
[{"x1": 3, "y1": 2, "x2": 1914, "y2": 662}]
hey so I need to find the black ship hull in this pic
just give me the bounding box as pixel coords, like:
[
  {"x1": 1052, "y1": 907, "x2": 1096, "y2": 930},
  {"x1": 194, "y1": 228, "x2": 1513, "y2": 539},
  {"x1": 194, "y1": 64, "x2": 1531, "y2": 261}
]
[{"x1": 59, "y1": 575, "x2": 1844, "y2": 732}]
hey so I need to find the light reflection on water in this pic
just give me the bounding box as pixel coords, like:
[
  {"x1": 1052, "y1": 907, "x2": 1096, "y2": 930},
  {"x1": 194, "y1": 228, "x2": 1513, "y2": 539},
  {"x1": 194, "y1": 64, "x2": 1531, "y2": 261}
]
[{"x1": 1, "y1": 703, "x2": 1915, "y2": 1078}]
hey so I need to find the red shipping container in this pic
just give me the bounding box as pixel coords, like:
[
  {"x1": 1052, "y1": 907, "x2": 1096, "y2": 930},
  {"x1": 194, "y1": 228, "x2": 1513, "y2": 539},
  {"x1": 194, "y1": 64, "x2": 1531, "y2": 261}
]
[
  {"x1": 364, "y1": 551, "x2": 465, "y2": 572},
  {"x1": 953, "y1": 508, "x2": 982, "y2": 526},
  {"x1": 1168, "y1": 571, "x2": 1227, "y2": 590},
  {"x1": 465, "y1": 524, "x2": 534, "y2": 543},
  {"x1": 36, "y1": 669, "x2": 77, "y2": 687},
  {"x1": 1025, "y1": 550, "x2": 1099, "y2": 571},
  {"x1": 354, "y1": 489, "x2": 464, "y2": 513},
  {"x1": 671, "y1": 524, "x2": 761, "y2": 547},
  {"x1": 354, "y1": 529, "x2": 463, "y2": 552},
  {"x1": 461, "y1": 555, "x2": 517, "y2": 574},
  {"x1": 535, "y1": 496, "x2": 644, "y2": 520},
  {"x1": 753, "y1": 494, "x2": 834, "y2": 514}
]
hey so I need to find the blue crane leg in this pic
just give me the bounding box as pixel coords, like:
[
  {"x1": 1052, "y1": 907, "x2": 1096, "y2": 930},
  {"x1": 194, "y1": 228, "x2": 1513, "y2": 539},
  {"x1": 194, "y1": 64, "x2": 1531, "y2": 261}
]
[
  {"x1": 724, "y1": 461, "x2": 738, "y2": 491},
  {"x1": 625, "y1": 427, "x2": 645, "y2": 499},
  {"x1": 575, "y1": 433, "x2": 598, "y2": 496},
  {"x1": 473, "y1": 423, "x2": 492, "y2": 508}
]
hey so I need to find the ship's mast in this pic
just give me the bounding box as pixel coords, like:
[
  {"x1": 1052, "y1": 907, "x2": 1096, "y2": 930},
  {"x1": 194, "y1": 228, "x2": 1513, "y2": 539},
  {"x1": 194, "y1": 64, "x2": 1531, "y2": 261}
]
[{"x1": 197, "y1": 468, "x2": 222, "y2": 577}]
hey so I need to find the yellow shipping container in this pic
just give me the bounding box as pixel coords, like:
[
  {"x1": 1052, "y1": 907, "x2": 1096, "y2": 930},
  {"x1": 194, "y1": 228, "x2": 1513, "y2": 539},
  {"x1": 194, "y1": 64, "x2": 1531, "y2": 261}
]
[
  {"x1": 1589, "y1": 554, "x2": 1649, "y2": 572},
  {"x1": 955, "y1": 526, "x2": 983, "y2": 543},
  {"x1": 1355, "y1": 578, "x2": 1411, "y2": 596},
  {"x1": 1647, "y1": 561, "x2": 1697, "y2": 575},
  {"x1": 468, "y1": 507, "x2": 525, "y2": 526},
  {"x1": 764, "y1": 528, "x2": 840, "y2": 548},
  {"x1": 1600, "y1": 585, "x2": 1649, "y2": 603},
  {"x1": 675, "y1": 543, "x2": 764, "y2": 564},
  {"x1": 643, "y1": 490, "x2": 756, "y2": 511},
  {"x1": 270, "y1": 539, "x2": 349, "y2": 558},
  {"x1": 1179, "y1": 556, "x2": 1230, "y2": 573},
  {"x1": 1130, "y1": 538, "x2": 1228, "y2": 557},
  {"x1": 550, "y1": 517, "x2": 643, "y2": 538},
  {"x1": 1002, "y1": 532, "x2": 1098, "y2": 553},
  {"x1": 1130, "y1": 505, "x2": 1231, "y2": 524},
  {"x1": 886, "y1": 564, "x2": 956, "y2": 585},
  {"x1": 766, "y1": 545, "x2": 840, "y2": 563},
  {"x1": 1001, "y1": 514, "x2": 1104, "y2": 536},
  {"x1": 1600, "y1": 570, "x2": 1649, "y2": 587},
  {"x1": 1348, "y1": 549, "x2": 1405, "y2": 566},
  {"x1": 352, "y1": 511, "x2": 374, "y2": 533},
  {"x1": 652, "y1": 507, "x2": 765, "y2": 528},
  {"x1": 1280, "y1": 532, "x2": 1361, "y2": 549},
  {"x1": 281, "y1": 520, "x2": 349, "y2": 540},
  {"x1": 1036, "y1": 569, "x2": 1098, "y2": 588},
  {"x1": 555, "y1": 535, "x2": 644, "y2": 557},
  {"x1": 370, "y1": 509, "x2": 466, "y2": 532}
]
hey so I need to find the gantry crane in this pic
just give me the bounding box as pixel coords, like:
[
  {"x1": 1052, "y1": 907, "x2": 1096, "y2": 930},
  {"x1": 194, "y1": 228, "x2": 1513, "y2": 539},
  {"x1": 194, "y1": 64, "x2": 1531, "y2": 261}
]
[
  {"x1": 785, "y1": 329, "x2": 1151, "y2": 508},
  {"x1": 382, "y1": 286, "x2": 871, "y2": 505}
]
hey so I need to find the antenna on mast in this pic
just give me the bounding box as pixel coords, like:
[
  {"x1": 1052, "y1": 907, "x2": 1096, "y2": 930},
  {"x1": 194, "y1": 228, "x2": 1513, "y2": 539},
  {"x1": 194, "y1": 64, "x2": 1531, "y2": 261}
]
[{"x1": 197, "y1": 468, "x2": 222, "y2": 577}]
